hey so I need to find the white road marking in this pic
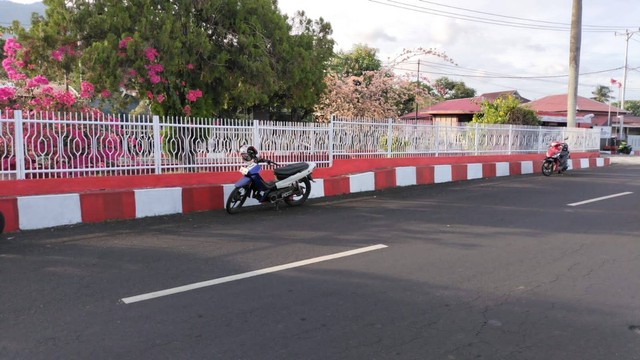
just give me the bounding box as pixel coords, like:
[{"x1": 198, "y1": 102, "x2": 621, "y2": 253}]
[
  {"x1": 567, "y1": 192, "x2": 633, "y2": 207},
  {"x1": 121, "y1": 244, "x2": 388, "y2": 304}
]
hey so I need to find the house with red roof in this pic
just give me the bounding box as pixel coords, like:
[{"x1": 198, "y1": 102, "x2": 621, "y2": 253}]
[
  {"x1": 401, "y1": 91, "x2": 639, "y2": 137},
  {"x1": 526, "y1": 94, "x2": 640, "y2": 136},
  {"x1": 400, "y1": 90, "x2": 529, "y2": 125}
]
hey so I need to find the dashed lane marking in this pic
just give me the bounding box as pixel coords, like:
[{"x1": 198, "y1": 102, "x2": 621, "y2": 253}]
[
  {"x1": 120, "y1": 244, "x2": 389, "y2": 304},
  {"x1": 567, "y1": 192, "x2": 633, "y2": 207}
]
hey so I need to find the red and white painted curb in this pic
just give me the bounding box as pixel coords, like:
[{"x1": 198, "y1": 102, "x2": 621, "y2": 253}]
[{"x1": 0, "y1": 156, "x2": 610, "y2": 233}]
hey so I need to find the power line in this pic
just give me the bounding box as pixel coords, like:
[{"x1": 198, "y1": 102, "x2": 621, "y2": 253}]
[
  {"x1": 415, "y1": 0, "x2": 633, "y2": 31},
  {"x1": 370, "y1": 0, "x2": 635, "y2": 32}
]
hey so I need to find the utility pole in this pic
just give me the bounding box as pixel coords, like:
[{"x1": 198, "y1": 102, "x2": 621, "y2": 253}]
[
  {"x1": 567, "y1": 0, "x2": 582, "y2": 128},
  {"x1": 614, "y1": 28, "x2": 640, "y2": 140}
]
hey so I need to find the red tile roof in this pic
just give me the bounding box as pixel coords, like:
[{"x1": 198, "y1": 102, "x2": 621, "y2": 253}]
[
  {"x1": 526, "y1": 94, "x2": 624, "y2": 113},
  {"x1": 400, "y1": 91, "x2": 529, "y2": 119},
  {"x1": 425, "y1": 97, "x2": 483, "y2": 114}
]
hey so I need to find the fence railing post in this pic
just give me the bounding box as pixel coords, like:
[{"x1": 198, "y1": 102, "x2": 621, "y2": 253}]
[
  {"x1": 14, "y1": 110, "x2": 25, "y2": 180},
  {"x1": 434, "y1": 124, "x2": 440, "y2": 156},
  {"x1": 329, "y1": 116, "x2": 335, "y2": 167},
  {"x1": 253, "y1": 120, "x2": 260, "y2": 148},
  {"x1": 508, "y1": 125, "x2": 513, "y2": 155},
  {"x1": 537, "y1": 126, "x2": 543, "y2": 154},
  {"x1": 474, "y1": 123, "x2": 479, "y2": 155},
  {"x1": 387, "y1": 118, "x2": 393, "y2": 157},
  {"x1": 152, "y1": 115, "x2": 162, "y2": 174}
]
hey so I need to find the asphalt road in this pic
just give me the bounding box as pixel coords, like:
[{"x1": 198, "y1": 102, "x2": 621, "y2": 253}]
[{"x1": 1, "y1": 162, "x2": 639, "y2": 360}]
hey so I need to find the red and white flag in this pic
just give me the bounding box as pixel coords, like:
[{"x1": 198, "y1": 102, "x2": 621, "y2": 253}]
[{"x1": 610, "y1": 78, "x2": 622, "y2": 88}]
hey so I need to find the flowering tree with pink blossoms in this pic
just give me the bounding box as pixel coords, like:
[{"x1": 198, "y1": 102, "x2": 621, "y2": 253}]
[
  {"x1": 0, "y1": 35, "x2": 151, "y2": 176},
  {"x1": 315, "y1": 48, "x2": 455, "y2": 122}
]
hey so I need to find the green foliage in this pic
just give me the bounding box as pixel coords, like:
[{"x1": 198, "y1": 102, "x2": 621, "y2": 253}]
[
  {"x1": 429, "y1": 77, "x2": 476, "y2": 100},
  {"x1": 330, "y1": 44, "x2": 382, "y2": 77},
  {"x1": 379, "y1": 134, "x2": 411, "y2": 152},
  {"x1": 13, "y1": 0, "x2": 334, "y2": 119},
  {"x1": 619, "y1": 100, "x2": 640, "y2": 116},
  {"x1": 591, "y1": 85, "x2": 613, "y2": 103},
  {"x1": 472, "y1": 95, "x2": 540, "y2": 125},
  {"x1": 267, "y1": 11, "x2": 335, "y2": 121}
]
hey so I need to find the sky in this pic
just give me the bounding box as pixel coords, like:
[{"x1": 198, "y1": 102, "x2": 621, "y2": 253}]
[
  {"x1": 7, "y1": 0, "x2": 640, "y2": 102},
  {"x1": 276, "y1": 0, "x2": 640, "y2": 102}
]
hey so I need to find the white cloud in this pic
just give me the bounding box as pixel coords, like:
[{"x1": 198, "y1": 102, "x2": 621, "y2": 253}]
[{"x1": 278, "y1": 0, "x2": 640, "y2": 101}]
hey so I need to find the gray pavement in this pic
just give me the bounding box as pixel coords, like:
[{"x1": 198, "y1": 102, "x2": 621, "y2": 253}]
[{"x1": 600, "y1": 152, "x2": 640, "y2": 165}]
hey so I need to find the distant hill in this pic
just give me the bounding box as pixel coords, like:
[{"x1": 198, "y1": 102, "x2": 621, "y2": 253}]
[{"x1": 0, "y1": 0, "x2": 46, "y2": 31}]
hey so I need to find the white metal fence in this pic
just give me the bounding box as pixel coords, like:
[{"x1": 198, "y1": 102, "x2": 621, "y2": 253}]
[
  {"x1": 0, "y1": 111, "x2": 600, "y2": 180},
  {"x1": 627, "y1": 135, "x2": 640, "y2": 150}
]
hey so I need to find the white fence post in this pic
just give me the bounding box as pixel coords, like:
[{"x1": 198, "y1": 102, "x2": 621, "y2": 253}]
[
  {"x1": 508, "y1": 125, "x2": 513, "y2": 155},
  {"x1": 435, "y1": 124, "x2": 440, "y2": 156},
  {"x1": 329, "y1": 116, "x2": 335, "y2": 167},
  {"x1": 387, "y1": 118, "x2": 393, "y2": 157},
  {"x1": 14, "y1": 110, "x2": 25, "y2": 180},
  {"x1": 253, "y1": 120, "x2": 260, "y2": 148},
  {"x1": 537, "y1": 126, "x2": 543, "y2": 153},
  {"x1": 474, "y1": 123, "x2": 479, "y2": 155},
  {"x1": 152, "y1": 115, "x2": 162, "y2": 174}
]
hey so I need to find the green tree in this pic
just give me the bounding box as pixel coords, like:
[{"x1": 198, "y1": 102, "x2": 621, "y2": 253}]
[
  {"x1": 267, "y1": 11, "x2": 334, "y2": 121},
  {"x1": 591, "y1": 84, "x2": 613, "y2": 103},
  {"x1": 330, "y1": 44, "x2": 382, "y2": 77},
  {"x1": 429, "y1": 76, "x2": 476, "y2": 100},
  {"x1": 616, "y1": 100, "x2": 640, "y2": 116},
  {"x1": 472, "y1": 95, "x2": 540, "y2": 125},
  {"x1": 7, "y1": 3, "x2": 81, "y2": 91},
  {"x1": 13, "y1": 0, "x2": 334, "y2": 118}
]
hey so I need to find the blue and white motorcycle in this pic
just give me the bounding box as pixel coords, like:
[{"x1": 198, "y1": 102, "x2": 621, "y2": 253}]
[{"x1": 226, "y1": 146, "x2": 316, "y2": 214}]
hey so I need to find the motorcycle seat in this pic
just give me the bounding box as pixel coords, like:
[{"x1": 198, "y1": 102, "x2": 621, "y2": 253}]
[{"x1": 274, "y1": 162, "x2": 309, "y2": 179}]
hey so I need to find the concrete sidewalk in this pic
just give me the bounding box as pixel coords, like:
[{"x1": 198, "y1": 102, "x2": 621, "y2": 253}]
[{"x1": 601, "y1": 153, "x2": 640, "y2": 165}]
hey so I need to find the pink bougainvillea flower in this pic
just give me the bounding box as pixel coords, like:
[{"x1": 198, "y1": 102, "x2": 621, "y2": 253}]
[
  {"x1": 143, "y1": 47, "x2": 159, "y2": 62},
  {"x1": 55, "y1": 91, "x2": 76, "y2": 107},
  {"x1": 145, "y1": 64, "x2": 163, "y2": 73},
  {"x1": 182, "y1": 105, "x2": 191, "y2": 116},
  {"x1": 119, "y1": 36, "x2": 133, "y2": 49},
  {"x1": 80, "y1": 81, "x2": 95, "y2": 99},
  {"x1": 40, "y1": 86, "x2": 54, "y2": 95},
  {"x1": 186, "y1": 89, "x2": 203, "y2": 102},
  {"x1": 100, "y1": 89, "x2": 111, "y2": 98},
  {"x1": 2, "y1": 58, "x2": 12, "y2": 70},
  {"x1": 148, "y1": 73, "x2": 161, "y2": 84},
  {"x1": 186, "y1": 63, "x2": 194, "y2": 70},
  {"x1": 26, "y1": 75, "x2": 49, "y2": 88},
  {"x1": 146, "y1": 91, "x2": 154, "y2": 100},
  {"x1": 3, "y1": 38, "x2": 22, "y2": 56},
  {"x1": 156, "y1": 94, "x2": 165, "y2": 103},
  {"x1": 51, "y1": 49, "x2": 64, "y2": 61},
  {"x1": 0, "y1": 87, "x2": 16, "y2": 101}
]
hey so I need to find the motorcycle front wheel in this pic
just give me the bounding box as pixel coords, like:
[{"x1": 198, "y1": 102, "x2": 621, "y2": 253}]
[
  {"x1": 541, "y1": 160, "x2": 554, "y2": 176},
  {"x1": 284, "y1": 178, "x2": 311, "y2": 206},
  {"x1": 226, "y1": 186, "x2": 249, "y2": 214}
]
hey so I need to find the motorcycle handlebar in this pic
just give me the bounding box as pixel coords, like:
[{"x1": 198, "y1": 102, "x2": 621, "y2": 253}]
[{"x1": 257, "y1": 158, "x2": 279, "y2": 166}]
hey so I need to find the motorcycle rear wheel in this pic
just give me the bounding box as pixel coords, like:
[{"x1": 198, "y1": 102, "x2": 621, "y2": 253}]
[
  {"x1": 541, "y1": 161, "x2": 554, "y2": 176},
  {"x1": 284, "y1": 178, "x2": 311, "y2": 206},
  {"x1": 226, "y1": 186, "x2": 249, "y2": 214}
]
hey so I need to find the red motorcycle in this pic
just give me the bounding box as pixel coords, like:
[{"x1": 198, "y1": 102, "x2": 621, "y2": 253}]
[{"x1": 542, "y1": 140, "x2": 570, "y2": 176}]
